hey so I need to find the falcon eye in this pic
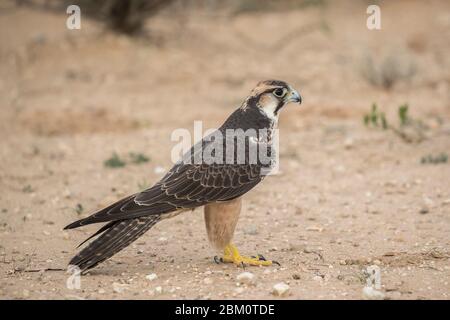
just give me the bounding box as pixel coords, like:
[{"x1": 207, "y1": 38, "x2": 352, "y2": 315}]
[{"x1": 273, "y1": 88, "x2": 285, "y2": 97}]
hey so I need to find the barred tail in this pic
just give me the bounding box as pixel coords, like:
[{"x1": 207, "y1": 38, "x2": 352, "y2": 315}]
[{"x1": 69, "y1": 215, "x2": 160, "y2": 272}]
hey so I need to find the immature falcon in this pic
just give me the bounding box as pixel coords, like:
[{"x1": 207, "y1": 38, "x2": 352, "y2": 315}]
[{"x1": 65, "y1": 80, "x2": 302, "y2": 272}]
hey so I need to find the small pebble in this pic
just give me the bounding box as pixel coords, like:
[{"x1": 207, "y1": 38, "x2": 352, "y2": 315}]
[
  {"x1": 244, "y1": 225, "x2": 258, "y2": 235},
  {"x1": 145, "y1": 273, "x2": 158, "y2": 281},
  {"x1": 306, "y1": 226, "x2": 323, "y2": 232},
  {"x1": 362, "y1": 286, "x2": 385, "y2": 300},
  {"x1": 272, "y1": 282, "x2": 290, "y2": 297},
  {"x1": 344, "y1": 137, "x2": 354, "y2": 149},
  {"x1": 236, "y1": 272, "x2": 256, "y2": 285},
  {"x1": 157, "y1": 237, "x2": 168, "y2": 244},
  {"x1": 112, "y1": 282, "x2": 128, "y2": 293},
  {"x1": 234, "y1": 287, "x2": 245, "y2": 294},
  {"x1": 313, "y1": 275, "x2": 323, "y2": 282}
]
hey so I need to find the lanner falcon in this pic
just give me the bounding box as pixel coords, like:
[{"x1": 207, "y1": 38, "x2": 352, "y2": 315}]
[{"x1": 65, "y1": 80, "x2": 302, "y2": 272}]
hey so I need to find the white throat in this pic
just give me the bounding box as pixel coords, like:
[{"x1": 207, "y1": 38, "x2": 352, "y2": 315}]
[{"x1": 258, "y1": 99, "x2": 280, "y2": 124}]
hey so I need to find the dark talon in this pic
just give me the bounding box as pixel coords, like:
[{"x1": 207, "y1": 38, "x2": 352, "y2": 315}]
[
  {"x1": 273, "y1": 260, "x2": 281, "y2": 266},
  {"x1": 257, "y1": 254, "x2": 266, "y2": 261},
  {"x1": 240, "y1": 262, "x2": 246, "y2": 270},
  {"x1": 213, "y1": 256, "x2": 221, "y2": 264}
]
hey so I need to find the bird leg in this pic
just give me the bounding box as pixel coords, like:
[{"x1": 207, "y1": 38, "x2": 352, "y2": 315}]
[{"x1": 219, "y1": 243, "x2": 278, "y2": 267}]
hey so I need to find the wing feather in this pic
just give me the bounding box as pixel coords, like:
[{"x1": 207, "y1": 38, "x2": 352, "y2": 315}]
[{"x1": 66, "y1": 160, "x2": 265, "y2": 229}]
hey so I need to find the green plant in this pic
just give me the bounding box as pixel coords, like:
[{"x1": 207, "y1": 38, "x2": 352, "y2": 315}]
[
  {"x1": 398, "y1": 104, "x2": 409, "y2": 126},
  {"x1": 363, "y1": 103, "x2": 427, "y2": 143},
  {"x1": 22, "y1": 185, "x2": 34, "y2": 193},
  {"x1": 104, "y1": 153, "x2": 126, "y2": 168},
  {"x1": 75, "y1": 203, "x2": 84, "y2": 215},
  {"x1": 421, "y1": 153, "x2": 448, "y2": 164},
  {"x1": 363, "y1": 103, "x2": 388, "y2": 129},
  {"x1": 130, "y1": 152, "x2": 150, "y2": 164}
]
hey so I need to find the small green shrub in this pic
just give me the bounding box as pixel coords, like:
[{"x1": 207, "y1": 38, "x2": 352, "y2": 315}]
[
  {"x1": 421, "y1": 153, "x2": 448, "y2": 164},
  {"x1": 130, "y1": 152, "x2": 150, "y2": 164},
  {"x1": 104, "y1": 153, "x2": 126, "y2": 168}
]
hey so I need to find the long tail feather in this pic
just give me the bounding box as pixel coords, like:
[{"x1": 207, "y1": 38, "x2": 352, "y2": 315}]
[{"x1": 69, "y1": 215, "x2": 160, "y2": 272}]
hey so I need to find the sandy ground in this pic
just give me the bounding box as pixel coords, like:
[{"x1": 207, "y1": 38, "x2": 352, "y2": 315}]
[{"x1": 0, "y1": 1, "x2": 450, "y2": 300}]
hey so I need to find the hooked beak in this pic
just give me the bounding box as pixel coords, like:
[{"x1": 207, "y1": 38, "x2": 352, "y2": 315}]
[{"x1": 285, "y1": 88, "x2": 302, "y2": 104}]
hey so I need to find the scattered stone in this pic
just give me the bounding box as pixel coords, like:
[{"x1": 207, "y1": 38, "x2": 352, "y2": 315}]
[
  {"x1": 306, "y1": 226, "x2": 323, "y2": 232},
  {"x1": 244, "y1": 225, "x2": 258, "y2": 235},
  {"x1": 272, "y1": 282, "x2": 290, "y2": 297},
  {"x1": 112, "y1": 282, "x2": 128, "y2": 293},
  {"x1": 236, "y1": 272, "x2": 256, "y2": 285},
  {"x1": 362, "y1": 286, "x2": 385, "y2": 300},
  {"x1": 430, "y1": 250, "x2": 445, "y2": 259},
  {"x1": 344, "y1": 258, "x2": 363, "y2": 265},
  {"x1": 98, "y1": 289, "x2": 105, "y2": 294},
  {"x1": 423, "y1": 196, "x2": 434, "y2": 207},
  {"x1": 344, "y1": 137, "x2": 354, "y2": 149},
  {"x1": 145, "y1": 273, "x2": 158, "y2": 281},
  {"x1": 203, "y1": 277, "x2": 213, "y2": 285},
  {"x1": 155, "y1": 286, "x2": 163, "y2": 294},
  {"x1": 63, "y1": 189, "x2": 72, "y2": 199},
  {"x1": 234, "y1": 287, "x2": 245, "y2": 294},
  {"x1": 419, "y1": 196, "x2": 434, "y2": 214},
  {"x1": 157, "y1": 237, "x2": 168, "y2": 244},
  {"x1": 22, "y1": 289, "x2": 30, "y2": 298},
  {"x1": 313, "y1": 275, "x2": 323, "y2": 282}
]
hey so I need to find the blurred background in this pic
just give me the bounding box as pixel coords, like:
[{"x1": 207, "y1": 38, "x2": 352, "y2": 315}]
[{"x1": 0, "y1": 0, "x2": 449, "y2": 299}]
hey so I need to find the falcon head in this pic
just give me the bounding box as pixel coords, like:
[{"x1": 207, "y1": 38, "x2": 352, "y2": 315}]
[{"x1": 247, "y1": 80, "x2": 302, "y2": 121}]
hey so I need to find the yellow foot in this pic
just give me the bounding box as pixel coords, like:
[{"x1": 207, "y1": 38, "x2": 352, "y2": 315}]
[{"x1": 214, "y1": 244, "x2": 279, "y2": 267}]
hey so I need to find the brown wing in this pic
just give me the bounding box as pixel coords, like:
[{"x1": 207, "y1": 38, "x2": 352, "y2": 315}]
[{"x1": 64, "y1": 162, "x2": 263, "y2": 229}]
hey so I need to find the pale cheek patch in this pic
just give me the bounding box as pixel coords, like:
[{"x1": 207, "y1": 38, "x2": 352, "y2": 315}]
[{"x1": 258, "y1": 94, "x2": 279, "y2": 122}]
